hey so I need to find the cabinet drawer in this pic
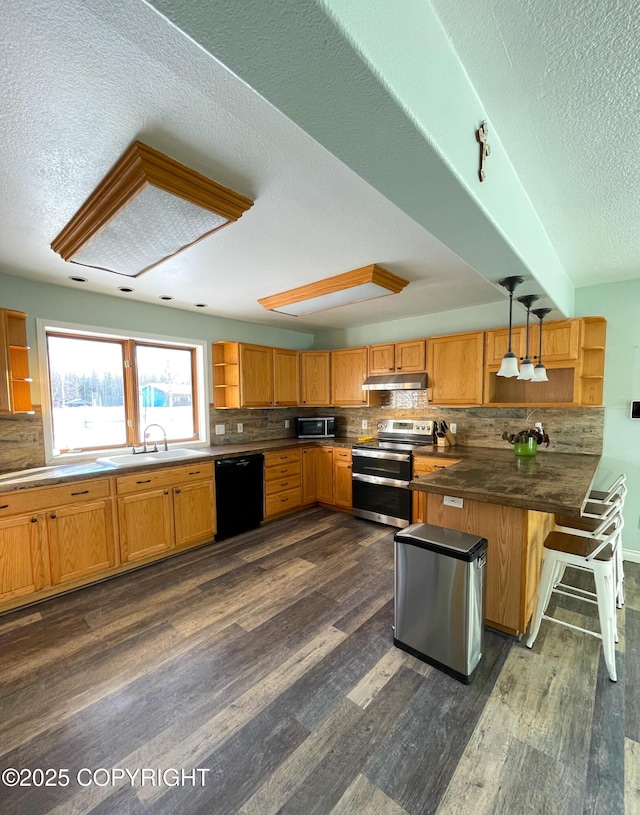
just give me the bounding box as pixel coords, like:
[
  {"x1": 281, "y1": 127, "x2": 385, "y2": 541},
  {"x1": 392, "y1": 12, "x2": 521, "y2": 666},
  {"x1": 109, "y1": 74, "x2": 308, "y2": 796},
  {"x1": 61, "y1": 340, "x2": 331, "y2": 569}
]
[
  {"x1": 116, "y1": 462, "x2": 213, "y2": 495},
  {"x1": 265, "y1": 487, "x2": 302, "y2": 516},
  {"x1": 265, "y1": 462, "x2": 301, "y2": 481},
  {"x1": 0, "y1": 478, "x2": 111, "y2": 518},
  {"x1": 333, "y1": 447, "x2": 352, "y2": 462},
  {"x1": 264, "y1": 449, "x2": 301, "y2": 467},
  {"x1": 265, "y1": 473, "x2": 302, "y2": 496}
]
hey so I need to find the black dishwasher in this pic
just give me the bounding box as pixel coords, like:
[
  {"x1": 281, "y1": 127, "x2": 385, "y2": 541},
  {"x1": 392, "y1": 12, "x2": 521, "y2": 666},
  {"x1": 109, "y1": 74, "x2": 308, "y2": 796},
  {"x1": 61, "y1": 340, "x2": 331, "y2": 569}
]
[{"x1": 215, "y1": 454, "x2": 264, "y2": 540}]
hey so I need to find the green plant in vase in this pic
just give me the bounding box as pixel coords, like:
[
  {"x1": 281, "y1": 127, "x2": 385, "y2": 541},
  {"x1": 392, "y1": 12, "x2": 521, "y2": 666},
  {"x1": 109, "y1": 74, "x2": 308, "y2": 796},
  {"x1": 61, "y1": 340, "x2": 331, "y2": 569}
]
[{"x1": 501, "y1": 427, "x2": 550, "y2": 457}]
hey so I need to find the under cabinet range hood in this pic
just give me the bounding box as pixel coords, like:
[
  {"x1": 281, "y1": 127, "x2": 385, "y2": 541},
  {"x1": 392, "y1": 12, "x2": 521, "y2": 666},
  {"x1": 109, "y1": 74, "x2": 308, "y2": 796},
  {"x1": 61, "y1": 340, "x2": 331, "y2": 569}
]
[{"x1": 362, "y1": 372, "x2": 428, "y2": 391}]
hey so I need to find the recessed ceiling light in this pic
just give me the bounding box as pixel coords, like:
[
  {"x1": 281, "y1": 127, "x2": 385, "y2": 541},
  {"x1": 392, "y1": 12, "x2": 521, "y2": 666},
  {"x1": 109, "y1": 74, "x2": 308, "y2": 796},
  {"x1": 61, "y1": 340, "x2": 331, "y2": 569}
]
[
  {"x1": 194, "y1": 303, "x2": 208, "y2": 308},
  {"x1": 159, "y1": 295, "x2": 174, "y2": 301},
  {"x1": 69, "y1": 275, "x2": 87, "y2": 283},
  {"x1": 118, "y1": 286, "x2": 135, "y2": 293}
]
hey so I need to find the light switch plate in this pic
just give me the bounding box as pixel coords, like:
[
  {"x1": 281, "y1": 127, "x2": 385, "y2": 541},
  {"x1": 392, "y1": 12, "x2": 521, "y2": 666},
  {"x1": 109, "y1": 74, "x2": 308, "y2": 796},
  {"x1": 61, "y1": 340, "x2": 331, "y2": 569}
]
[
  {"x1": 284, "y1": 419, "x2": 290, "y2": 429},
  {"x1": 236, "y1": 423, "x2": 243, "y2": 433},
  {"x1": 444, "y1": 495, "x2": 463, "y2": 508},
  {"x1": 362, "y1": 420, "x2": 368, "y2": 429},
  {"x1": 215, "y1": 424, "x2": 225, "y2": 435},
  {"x1": 450, "y1": 423, "x2": 457, "y2": 434}
]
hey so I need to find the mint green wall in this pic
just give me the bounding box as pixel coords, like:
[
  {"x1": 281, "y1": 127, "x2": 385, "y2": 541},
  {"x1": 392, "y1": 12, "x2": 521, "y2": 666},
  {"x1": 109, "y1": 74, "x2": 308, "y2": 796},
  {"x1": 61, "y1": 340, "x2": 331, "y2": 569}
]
[
  {"x1": 0, "y1": 271, "x2": 314, "y2": 401},
  {"x1": 575, "y1": 279, "x2": 639, "y2": 555}
]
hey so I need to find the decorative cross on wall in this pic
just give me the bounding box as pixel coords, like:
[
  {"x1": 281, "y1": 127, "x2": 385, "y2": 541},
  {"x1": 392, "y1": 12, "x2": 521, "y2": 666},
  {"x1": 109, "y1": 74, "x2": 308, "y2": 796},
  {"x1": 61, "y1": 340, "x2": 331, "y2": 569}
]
[{"x1": 476, "y1": 120, "x2": 491, "y2": 181}]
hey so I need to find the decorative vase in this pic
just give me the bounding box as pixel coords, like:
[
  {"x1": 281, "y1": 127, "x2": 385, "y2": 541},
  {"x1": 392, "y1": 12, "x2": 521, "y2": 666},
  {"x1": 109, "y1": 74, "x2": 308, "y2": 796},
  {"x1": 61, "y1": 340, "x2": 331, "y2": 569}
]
[{"x1": 514, "y1": 438, "x2": 537, "y2": 457}]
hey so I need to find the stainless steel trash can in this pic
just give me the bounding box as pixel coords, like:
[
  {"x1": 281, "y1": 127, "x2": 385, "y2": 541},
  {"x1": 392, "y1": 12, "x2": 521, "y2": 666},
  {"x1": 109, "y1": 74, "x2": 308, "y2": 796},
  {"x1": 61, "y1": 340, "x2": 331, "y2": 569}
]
[{"x1": 393, "y1": 523, "x2": 487, "y2": 684}]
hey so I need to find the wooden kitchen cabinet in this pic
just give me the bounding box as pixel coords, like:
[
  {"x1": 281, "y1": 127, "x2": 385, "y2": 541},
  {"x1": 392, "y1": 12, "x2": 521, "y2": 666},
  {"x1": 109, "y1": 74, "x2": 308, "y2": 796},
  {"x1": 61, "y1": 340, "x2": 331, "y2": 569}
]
[
  {"x1": 427, "y1": 331, "x2": 484, "y2": 405},
  {"x1": 213, "y1": 341, "x2": 299, "y2": 408},
  {"x1": 368, "y1": 339, "x2": 426, "y2": 375},
  {"x1": 484, "y1": 326, "x2": 526, "y2": 367},
  {"x1": 300, "y1": 351, "x2": 331, "y2": 406},
  {"x1": 331, "y1": 346, "x2": 377, "y2": 406},
  {"x1": 0, "y1": 308, "x2": 33, "y2": 414},
  {"x1": 332, "y1": 447, "x2": 352, "y2": 509},
  {"x1": 264, "y1": 449, "x2": 302, "y2": 519},
  {"x1": 47, "y1": 499, "x2": 115, "y2": 585},
  {"x1": 316, "y1": 446, "x2": 334, "y2": 504},
  {"x1": 301, "y1": 447, "x2": 317, "y2": 504},
  {"x1": 0, "y1": 513, "x2": 49, "y2": 603},
  {"x1": 411, "y1": 457, "x2": 460, "y2": 524},
  {"x1": 116, "y1": 462, "x2": 215, "y2": 562}
]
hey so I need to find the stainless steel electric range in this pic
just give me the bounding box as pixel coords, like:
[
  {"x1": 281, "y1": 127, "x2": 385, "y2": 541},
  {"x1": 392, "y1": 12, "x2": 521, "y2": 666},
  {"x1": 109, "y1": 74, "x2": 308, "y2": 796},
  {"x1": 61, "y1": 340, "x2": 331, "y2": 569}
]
[{"x1": 351, "y1": 419, "x2": 435, "y2": 528}]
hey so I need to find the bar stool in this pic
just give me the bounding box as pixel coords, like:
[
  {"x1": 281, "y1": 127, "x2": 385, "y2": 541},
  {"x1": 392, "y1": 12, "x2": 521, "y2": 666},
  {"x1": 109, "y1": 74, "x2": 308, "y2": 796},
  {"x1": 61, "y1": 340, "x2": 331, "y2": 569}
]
[
  {"x1": 555, "y1": 482, "x2": 627, "y2": 608},
  {"x1": 526, "y1": 516, "x2": 621, "y2": 682}
]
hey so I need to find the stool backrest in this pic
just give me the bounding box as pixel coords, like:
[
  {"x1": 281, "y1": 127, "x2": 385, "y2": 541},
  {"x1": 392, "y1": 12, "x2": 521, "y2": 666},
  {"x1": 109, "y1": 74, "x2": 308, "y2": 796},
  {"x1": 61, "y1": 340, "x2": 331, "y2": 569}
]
[{"x1": 586, "y1": 513, "x2": 622, "y2": 561}]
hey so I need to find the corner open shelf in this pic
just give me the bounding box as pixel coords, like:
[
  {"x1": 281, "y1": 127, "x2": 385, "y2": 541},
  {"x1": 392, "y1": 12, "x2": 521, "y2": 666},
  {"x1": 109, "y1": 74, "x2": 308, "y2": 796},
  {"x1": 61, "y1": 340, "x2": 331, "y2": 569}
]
[{"x1": 0, "y1": 309, "x2": 33, "y2": 413}]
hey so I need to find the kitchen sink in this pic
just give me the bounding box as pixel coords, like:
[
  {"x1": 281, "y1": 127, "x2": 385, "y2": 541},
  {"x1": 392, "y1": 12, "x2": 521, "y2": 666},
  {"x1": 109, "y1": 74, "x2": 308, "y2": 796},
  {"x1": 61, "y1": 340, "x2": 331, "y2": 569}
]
[{"x1": 96, "y1": 448, "x2": 210, "y2": 468}]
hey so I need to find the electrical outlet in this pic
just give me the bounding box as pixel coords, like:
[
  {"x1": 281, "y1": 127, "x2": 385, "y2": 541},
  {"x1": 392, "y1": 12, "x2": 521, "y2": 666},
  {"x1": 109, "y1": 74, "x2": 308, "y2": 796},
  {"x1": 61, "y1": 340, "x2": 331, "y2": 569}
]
[
  {"x1": 362, "y1": 420, "x2": 368, "y2": 429},
  {"x1": 444, "y1": 495, "x2": 464, "y2": 508},
  {"x1": 450, "y1": 423, "x2": 457, "y2": 434},
  {"x1": 284, "y1": 419, "x2": 290, "y2": 429},
  {"x1": 215, "y1": 424, "x2": 225, "y2": 435},
  {"x1": 236, "y1": 423, "x2": 243, "y2": 433}
]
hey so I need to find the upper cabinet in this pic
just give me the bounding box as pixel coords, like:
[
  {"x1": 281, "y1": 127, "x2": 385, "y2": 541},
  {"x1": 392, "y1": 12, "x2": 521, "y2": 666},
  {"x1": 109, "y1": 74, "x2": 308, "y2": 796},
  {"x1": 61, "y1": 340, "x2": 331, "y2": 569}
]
[
  {"x1": 368, "y1": 339, "x2": 426, "y2": 375},
  {"x1": 427, "y1": 331, "x2": 484, "y2": 405},
  {"x1": 0, "y1": 309, "x2": 33, "y2": 414},
  {"x1": 300, "y1": 351, "x2": 331, "y2": 406},
  {"x1": 484, "y1": 317, "x2": 605, "y2": 407},
  {"x1": 331, "y1": 346, "x2": 378, "y2": 406},
  {"x1": 212, "y1": 342, "x2": 299, "y2": 408}
]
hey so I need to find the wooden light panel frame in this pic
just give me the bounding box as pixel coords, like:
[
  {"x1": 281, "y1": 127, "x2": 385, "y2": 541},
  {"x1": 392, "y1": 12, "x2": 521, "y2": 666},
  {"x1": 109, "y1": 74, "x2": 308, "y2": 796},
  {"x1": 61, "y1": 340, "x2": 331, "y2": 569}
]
[
  {"x1": 258, "y1": 264, "x2": 409, "y2": 315},
  {"x1": 51, "y1": 141, "x2": 254, "y2": 276}
]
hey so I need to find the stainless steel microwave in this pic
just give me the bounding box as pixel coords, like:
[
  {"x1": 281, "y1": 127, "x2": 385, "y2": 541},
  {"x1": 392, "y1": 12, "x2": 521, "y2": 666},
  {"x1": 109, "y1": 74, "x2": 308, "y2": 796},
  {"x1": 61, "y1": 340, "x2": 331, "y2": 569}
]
[{"x1": 296, "y1": 417, "x2": 336, "y2": 438}]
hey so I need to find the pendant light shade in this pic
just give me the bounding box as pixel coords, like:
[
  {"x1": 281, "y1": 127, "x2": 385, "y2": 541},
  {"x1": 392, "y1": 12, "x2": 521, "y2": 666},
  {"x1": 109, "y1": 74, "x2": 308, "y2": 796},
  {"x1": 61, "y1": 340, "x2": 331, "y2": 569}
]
[
  {"x1": 496, "y1": 276, "x2": 525, "y2": 378},
  {"x1": 532, "y1": 307, "x2": 552, "y2": 382},
  {"x1": 516, "y1": 294, "x2": 539, "y2": 380}
]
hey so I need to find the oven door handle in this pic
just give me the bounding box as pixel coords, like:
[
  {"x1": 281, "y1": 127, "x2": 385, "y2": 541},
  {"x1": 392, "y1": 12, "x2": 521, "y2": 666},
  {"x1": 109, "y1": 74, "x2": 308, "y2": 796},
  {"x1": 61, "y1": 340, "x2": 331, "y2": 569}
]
[
  {"x1": 352, "y1": 449, "x2": 411, "y2": 462},
  {"x1": 352, "y1": 473, "x2": 410, "y2": 489}
]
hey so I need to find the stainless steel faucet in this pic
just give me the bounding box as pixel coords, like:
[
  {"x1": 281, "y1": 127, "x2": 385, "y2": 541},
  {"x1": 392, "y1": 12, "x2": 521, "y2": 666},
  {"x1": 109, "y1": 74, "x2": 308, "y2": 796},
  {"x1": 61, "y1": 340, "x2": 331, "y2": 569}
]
[{"x1": 142, "y1": 424, "x2": 168, "y2": 452}]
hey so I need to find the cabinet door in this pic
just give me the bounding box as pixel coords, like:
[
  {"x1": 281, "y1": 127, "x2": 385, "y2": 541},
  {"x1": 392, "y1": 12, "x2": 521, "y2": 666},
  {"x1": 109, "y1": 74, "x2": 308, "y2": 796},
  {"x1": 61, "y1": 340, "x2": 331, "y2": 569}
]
[
  {"x1": 47, "y1": 500, "x2": 116, "y2": 585},
  {"x1": 273, "y1": 348, "x2": 299, "y2": 406},
  {"x1": 173, "y1": 480, "x2": 216, "y2": 547},
  {"x1": 485, "y1": 327, "x2": 525, "y2": 367},
  {"x1": 333, "y1": 449, "x2": 352, "y2": 509},
  {"x1": 118, "y1": 489, "x2": 174, "y2": 562},
  {"x1": 0, "y1": 514, "x2": 49, "y2": 602},
  {"x1": 428, "y1": 332, "x2": 484, "y2": 405},
  {"x1": 529, "y1": 319, "x2": 580, "y2": 362},
  {"x1": 301, "y1": 447, "x2": 317, "y2": 504},
  {"x1": 240, "y1": 344, "x2": 274, "y2": 407},
  {"x1": 300, "y1": 352, "x2": 331, "y2": 405},
  {"x1": 368, "y1": 343, "x2": 395, "y2": 375},
  {"x1": 395, "y1": 340, "x2": 426, "y2": 372},
  {"x1": 316, "y1": 447, "x2": 334, "y2": 503},
  {"x1": 331, "y1": 347, "x2": 369, "y2": 406}
]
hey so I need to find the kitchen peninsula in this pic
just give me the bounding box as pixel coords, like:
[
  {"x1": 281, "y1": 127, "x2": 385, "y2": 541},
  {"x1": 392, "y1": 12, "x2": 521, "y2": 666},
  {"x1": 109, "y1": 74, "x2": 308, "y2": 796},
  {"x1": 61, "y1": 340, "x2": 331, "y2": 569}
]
[{"x1": 410, "y1": 447, "x2": 600, "y2": 636}]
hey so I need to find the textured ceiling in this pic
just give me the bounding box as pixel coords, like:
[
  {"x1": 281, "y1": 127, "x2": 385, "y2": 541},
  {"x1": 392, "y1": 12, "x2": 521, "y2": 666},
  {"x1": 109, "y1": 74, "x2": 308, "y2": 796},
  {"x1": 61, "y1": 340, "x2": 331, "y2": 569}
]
[
  {"x1": 1, "y1": 0, "x2": 638, "y2": 333},
  {"x1": 431, "y1": 0, "x2": 640, "y2": 286}
]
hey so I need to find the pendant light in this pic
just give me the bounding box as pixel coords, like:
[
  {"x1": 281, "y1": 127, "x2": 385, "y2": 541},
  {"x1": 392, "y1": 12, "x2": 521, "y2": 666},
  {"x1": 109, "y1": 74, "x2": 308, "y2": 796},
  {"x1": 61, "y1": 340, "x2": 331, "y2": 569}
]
[
  {"x1": 496, "y1": 276, "x2": 525, "y2": 377},
  {"x1": 532, "y1": 307, "x2": 552, "y2": 382},
  {"x1": 516, "y1": 294, "x2": 539, "y2": 380}
]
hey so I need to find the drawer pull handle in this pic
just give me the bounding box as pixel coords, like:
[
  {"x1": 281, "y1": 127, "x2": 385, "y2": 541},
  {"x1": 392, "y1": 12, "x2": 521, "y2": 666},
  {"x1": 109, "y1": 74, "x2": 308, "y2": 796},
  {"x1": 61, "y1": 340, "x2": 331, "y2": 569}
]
[
  {"x1": 137, "y1": 479, "x2": 152, "y2": 484},
  {"x1": 0, "y1": 504, "x2": 8, "y2": 509},
  {"x1": 433, "y1": 465, "x2": 446, "y2": 470},
  {"x1": 71, "y1": 490, "x2": 89, "y2": 496},
  {"x1": 281, "y1": 497, "x2": 289, "y2": 502},
  {"x1": 281, "y1": 482, "x2": 289, "y2": 487},
  {"x1": 188, "y1": 471, "x2": 201, "y2": 475}
]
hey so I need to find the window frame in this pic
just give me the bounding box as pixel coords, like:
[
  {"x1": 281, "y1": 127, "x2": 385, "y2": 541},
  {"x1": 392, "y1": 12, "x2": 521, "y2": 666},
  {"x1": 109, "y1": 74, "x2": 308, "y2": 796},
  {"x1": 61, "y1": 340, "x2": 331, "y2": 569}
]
[{"x1": 37, "y1": 319, "x2": 209, "y2": 464}]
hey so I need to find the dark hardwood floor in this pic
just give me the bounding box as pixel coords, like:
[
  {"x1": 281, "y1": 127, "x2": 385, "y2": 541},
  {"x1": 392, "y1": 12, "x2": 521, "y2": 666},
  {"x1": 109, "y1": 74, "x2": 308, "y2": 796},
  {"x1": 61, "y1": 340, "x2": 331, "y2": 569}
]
[{"x1": 0, "y1": 507, "x2": 637, "y2": 814}]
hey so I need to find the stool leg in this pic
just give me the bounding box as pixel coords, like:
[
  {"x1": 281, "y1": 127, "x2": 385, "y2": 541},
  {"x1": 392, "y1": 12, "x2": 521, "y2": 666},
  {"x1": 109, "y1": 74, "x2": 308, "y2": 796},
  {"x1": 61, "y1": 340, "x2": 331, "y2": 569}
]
[
  {"x1": 593, "y1": 563, "x2": 617, "y2": 682},
  {"x1": 615, "y1": 539, "x2": 624, "y2": 608},
  {"x1": 527, "y1": 552, "x2": 558, "y2": 648}
]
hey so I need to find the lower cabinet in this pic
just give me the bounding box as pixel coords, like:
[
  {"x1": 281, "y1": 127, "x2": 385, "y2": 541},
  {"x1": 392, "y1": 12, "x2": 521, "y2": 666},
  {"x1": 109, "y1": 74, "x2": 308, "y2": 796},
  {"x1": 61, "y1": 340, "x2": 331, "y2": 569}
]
[
  {"x1": 411, "y1": 456, "x2": 460, "y2": 523},
  {"x1": 316, "y1": 447, "x2": 334, "y2": 504},
  {"x1": 0, "y1": 513, "x2": 49, "y2": 603},
  {"x1": 47, "y1": 500, "x2": 116, "y2": 584},
  {"x1": 264, "y1": 449, "x2": 302, "y2": 519},
  {"x1": 116, "y1": 463, "x2": 216, "y2": 563},
  {"x1": 332, "y1": 448, "x2": 352, "y2": 509}
]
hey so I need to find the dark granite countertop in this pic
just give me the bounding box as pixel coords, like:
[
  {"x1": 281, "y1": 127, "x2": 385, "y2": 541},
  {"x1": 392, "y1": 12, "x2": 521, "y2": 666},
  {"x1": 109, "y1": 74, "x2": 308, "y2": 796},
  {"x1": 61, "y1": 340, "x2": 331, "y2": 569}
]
[
  {"x1": 410, "y1": 445, "x2": 600, "y2": 516},
  {"x1": 0, "y1": 437, "x2": 358, "y2": 493}
]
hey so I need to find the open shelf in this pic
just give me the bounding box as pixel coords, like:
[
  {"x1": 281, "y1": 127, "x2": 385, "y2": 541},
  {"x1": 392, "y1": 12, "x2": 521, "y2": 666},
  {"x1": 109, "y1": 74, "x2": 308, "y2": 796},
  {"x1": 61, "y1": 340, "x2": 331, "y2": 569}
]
[{"x1": 212, "y1": 341, "x2": 240, "y2": 409}]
